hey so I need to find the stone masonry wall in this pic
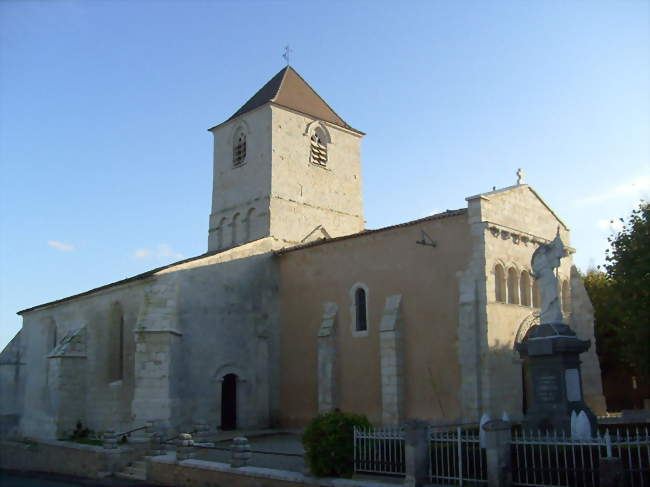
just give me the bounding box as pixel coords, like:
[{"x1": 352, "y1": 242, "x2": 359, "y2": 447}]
[
  {"x1": 208, "y1": 107, "x2": 273, "y2": 252},
  {"x1": 270, "y1": 106, "x2": 364, "y2": 245},
  {"x1": 0, "y1": 439, "x2": 142, "y2": 479},
  {"x1": 16, "y1": 237, "x2": 280, "y2": 440},
  {"x1": 463, "y1": 185, "x2": 606, "y2": 420},
  {"x1": 19, "y1": 281, "x2": 145, "y2": 439},
  {"x1": 279, "y1": 213, "x2": 470, "y2": 426}
]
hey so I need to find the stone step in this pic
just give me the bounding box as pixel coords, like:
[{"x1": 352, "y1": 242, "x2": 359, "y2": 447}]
[
  {"x1": 123, "y1": 465, "x2": 145, "y2": 476},
  {"x1": 115, "y1": 470, "x2": 146, "y2": 481}
]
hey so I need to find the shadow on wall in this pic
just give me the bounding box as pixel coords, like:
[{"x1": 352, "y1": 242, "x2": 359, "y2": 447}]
[
  {"x1": 482, "y1": 339, "x2": 528, "y2": 421},
  {"x1": 0, "y1": 331, "x2": 24, "y2": 437}
]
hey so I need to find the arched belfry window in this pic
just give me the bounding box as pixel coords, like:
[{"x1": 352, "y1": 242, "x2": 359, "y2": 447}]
[
  {"x1": 350, "y1": 283, "x2": 369, "y2": 335},
  {"x1": 233, "y1": 130, "x2": 246, "y2": 167},
  {"x1": 495, "y1": 264, "x2": 506, "y2": 303},
  {"x1": 310, "y1": 128, "x2": 328, "y2": 166}
]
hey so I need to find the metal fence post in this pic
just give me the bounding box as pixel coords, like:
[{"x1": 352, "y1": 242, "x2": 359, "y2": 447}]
[
  {"x1": 599, "y1": 431, "x2": 625, "y2": 487},
  {"x1": 457, "y1": 426, "x2": 464, "y2": 486},
  {"x1": 404, "y1": 419, "x2": 429, "y2": 487},
  {"x1": 482, "y1": 419, "x2": 511, "y2": 487}
]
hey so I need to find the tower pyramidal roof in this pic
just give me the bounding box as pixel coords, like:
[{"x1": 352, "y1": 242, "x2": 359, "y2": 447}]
[{"x1": 221, "y1": 66, "x2": 361, "y2": 133}]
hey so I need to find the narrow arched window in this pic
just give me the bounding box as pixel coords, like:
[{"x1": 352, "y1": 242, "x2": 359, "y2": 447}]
[
  {"x1": 561, "y1": 280, "x2": 570, "y2": 315},
  {"x1": 507, "y1": 268, "x2": 519, "y2": 304},
  {"x1": 520, "y1": 271, "x2": 531, "y2": 307},
  {"x1": 118, "y1": 315, "x2": 124, "y2": 380},
  {"x1": 233, "y1": 131, "x2": 246, "y2": 167},
  {"x1": 231, "y1": 213, "x2": 240, "y2": 246},
  {"x1": 532, "y1": 279, "x2": 541, "y2": 308},
  {"x1": 47, "y1": 317, "x2": 58, "y2": 352},
  {"x1": 355, "y1": 287, "x2": 367, "y2": 332},
  {"x1": 109, "y1": 303, "x2": 125, "y2": 382},
  {"x1": 495, "y1": 265, "x2": 506, "y2": 303},
  {"x1": 217, "y1": 217, "x2": 227, "y2": 249},
  {"x1": 310, "y1": 129, "x2": 328, "y2": 166},
  {"x1": 245, "y1": 208, "x2": 255, "y2": 242}
]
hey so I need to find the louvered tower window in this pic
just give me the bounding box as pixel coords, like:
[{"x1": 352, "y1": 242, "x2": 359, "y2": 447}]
[
  {"x1": 233, "y1": 132, "x2": 246, "y2": 166},
  {"x1": 310, "y1": 132, "x2": 327, "y2": 166}
]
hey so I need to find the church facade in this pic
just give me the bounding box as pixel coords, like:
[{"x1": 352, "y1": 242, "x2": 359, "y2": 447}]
[{"x1": 0, "y1": 67, "x2": 606, "y2": 440}]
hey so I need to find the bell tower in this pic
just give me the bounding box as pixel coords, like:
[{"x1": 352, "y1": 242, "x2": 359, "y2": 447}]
[{"x1": 207, "y1": 67, "x2": 365, "y2": 252}]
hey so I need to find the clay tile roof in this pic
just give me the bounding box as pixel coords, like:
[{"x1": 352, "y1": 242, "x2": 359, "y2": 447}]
[{"x1": 222, "y1": 66, "x2": 361, "y2": 133}]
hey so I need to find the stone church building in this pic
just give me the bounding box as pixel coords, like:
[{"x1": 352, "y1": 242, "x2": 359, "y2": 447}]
[{"x1": 0, "y1": 67, "x2": 606, "y2": 439}]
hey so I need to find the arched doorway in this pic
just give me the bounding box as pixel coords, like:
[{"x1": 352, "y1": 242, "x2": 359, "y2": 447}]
[{"x1": 221, "y1": 374, "x2": 237, "y2": 430}]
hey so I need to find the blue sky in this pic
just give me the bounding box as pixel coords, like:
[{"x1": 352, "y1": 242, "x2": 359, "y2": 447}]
[{"x1": 1, "y1": 0, "x2": 648, "y2": 350}]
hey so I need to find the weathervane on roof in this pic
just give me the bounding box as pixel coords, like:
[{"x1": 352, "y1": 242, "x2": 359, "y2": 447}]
[{"x1": 282, "y1": 45, "x2": 293, "y2": 66}]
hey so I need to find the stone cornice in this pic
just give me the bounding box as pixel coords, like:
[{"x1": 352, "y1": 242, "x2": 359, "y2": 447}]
[{"x1": 484, "y1": 221, "x2": 575, "y2": 254}]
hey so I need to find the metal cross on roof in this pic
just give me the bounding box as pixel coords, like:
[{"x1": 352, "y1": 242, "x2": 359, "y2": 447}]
[{"x1": 282, "y1": 45, "x2": 293, "y2": 66}]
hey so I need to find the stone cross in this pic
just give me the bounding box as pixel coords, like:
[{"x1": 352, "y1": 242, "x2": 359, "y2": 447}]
[
  {"x1": 517, "y1": 168, "x2": 525, "y2": 185},
  {"x1": 531, "y1": 230, "x2": 568, "y2": 324}
]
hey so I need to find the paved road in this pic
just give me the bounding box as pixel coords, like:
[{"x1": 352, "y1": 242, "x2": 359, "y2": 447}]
[{"x1": 0, "y1": 470, "x2": 155, "y2": 487}]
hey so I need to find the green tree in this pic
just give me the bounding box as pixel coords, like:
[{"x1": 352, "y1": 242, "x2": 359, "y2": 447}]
[
  {"x1": 582, "y1": 269, "x2": 624, "y2": 373},
  {"x1": 602, "y1": 202, "x2": 650, "y2": 379}
]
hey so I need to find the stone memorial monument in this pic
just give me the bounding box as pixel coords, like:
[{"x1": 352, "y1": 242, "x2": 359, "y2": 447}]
[{"x1": 516, "y1": 231, "x2": 597, "y2": 435}]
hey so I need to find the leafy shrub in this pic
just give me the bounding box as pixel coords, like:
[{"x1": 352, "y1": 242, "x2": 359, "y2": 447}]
[
  {"x1": 302, "y1": 409, "x2": 371, "y2": 477},
  {"x1": 71, "y1": 420, "x2": 91, "y2": 440},
  {"x1": 64, "y1": 421, "x2": 101, "y2": 445}
]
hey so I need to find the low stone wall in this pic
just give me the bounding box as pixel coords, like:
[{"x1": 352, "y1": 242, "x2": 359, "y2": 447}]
[
  {"x1": 148, "y1": 454, "x2": 391, "y2": 487},
  {"x1": 0, "y1": 414, "x2": 20, "y2": 437},
  {"x1": 0, "y1": 439, "x2": 143, "y2": 479}
]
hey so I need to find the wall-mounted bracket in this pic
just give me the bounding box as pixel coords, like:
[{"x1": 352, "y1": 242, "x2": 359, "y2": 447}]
[{"x1": 416, "y1": 230, "x2": 437, "y2": 248}]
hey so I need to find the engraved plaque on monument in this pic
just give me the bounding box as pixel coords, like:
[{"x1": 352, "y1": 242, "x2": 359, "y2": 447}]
[{"x1": 535, "y1": 372, "x2": 561, "y2": 404}]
